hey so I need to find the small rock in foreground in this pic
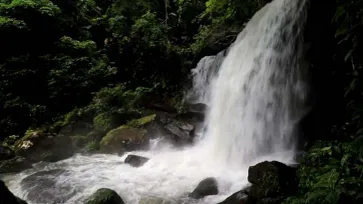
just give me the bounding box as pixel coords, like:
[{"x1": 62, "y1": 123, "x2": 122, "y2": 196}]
[
  {"x1": 247, "y1": 161, "x2": 298, "y2": 204},
  {"x1": 124, "y1": 155, "x2": 149, "y2": 167},
  {"x1": 189, "y1": 177, "x2": 218, "y2": 199},
  {"x1": 0, "y1": 180, "x2": 27, "y2": 204},
  {"x1": 86, "y1": 188, "x2": 125, "y2": 204}
]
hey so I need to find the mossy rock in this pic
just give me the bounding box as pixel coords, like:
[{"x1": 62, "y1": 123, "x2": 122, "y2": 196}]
[
  {"x1": 71, "y1": 135, "x2": 100, "y2": 153},
  {"x1": 127, "y1": 114, "x2": 156, "y2": 128},
  {"x1": 85, "y1": 140, "x2": 100, "y2": 152},
  {"x1": 247, "y1": 161, "x2": 297, "y2": 201},
  {"x1": 71, "y1": 135, "x2": 88, "y2": 148},
  {"x1": 93, "y1": 113, "x2": 115, "y2": 132},
  {"x1": 13, "y1": 129, "x2": 74, "y2": 162},
  {"x1": 100, "y1": 125, "x2": 147, "y2": 154},
  {"x1": 86, "y1": 188, "x2": 125, "y2": 204},
  {"x1": 99, "y1": 115, "x2": 156, "y2": 154}
]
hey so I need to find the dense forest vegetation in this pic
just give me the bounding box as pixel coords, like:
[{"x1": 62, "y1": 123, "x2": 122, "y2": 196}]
[
  {"x1": 0, "y1": 0, "x2": 268, "y2": 140},
  {"x1": 1, "y1": 0, "x2": 363, "y2": 203}
]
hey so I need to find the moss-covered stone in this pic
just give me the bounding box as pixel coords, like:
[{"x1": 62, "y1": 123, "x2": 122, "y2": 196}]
[
  {"x1": 99, "y1": 115, "x2": 156, "y2": 154},
  {"x1": 13, "y1": 129, "x2": 74, "y2": 162},
  {"x1": 100, "y1": 125, "x2": 147, "y2": 154},
  {"x1": 86, "y1": 188, "x2": 125, "y2": 204},
  {"x1": 93, "y1": 113, "x2": 114, "y2": 132},
  {"x1": 247, "y1": 161, "x2": 297, "y2": 204},
  {"x1": 85, "y1": 140, "x2": 100, "y2": 152},
  {"x1": 71, "y1": 135, "x2": 88, "y2": 148},
  {"x1": 127, "y1": 114, "x2": 156, "y2": 128}
]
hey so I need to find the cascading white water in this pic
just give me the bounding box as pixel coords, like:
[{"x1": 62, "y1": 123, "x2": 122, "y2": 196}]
[
  {"x1": 199, "y1": 0, "x2": 310, "y2": 169},
  {"x1": 186, "y1": 50, "x2": 227, "y2": 104},
  {"x1": 2, "y1": 0, "x2": 310, "y2": 203}
]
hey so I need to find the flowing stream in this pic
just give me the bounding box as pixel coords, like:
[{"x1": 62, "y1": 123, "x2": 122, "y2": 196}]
[{"x1": 3, "y1": 0, "x2": 309, "y2": 203}]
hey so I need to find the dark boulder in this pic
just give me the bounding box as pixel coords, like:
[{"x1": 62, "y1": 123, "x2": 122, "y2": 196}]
[
  {"x1": 189, "y1": 177, "x2": 218, "y2": 199},
  {"x1": 158, "y1": 115, "x2": 197, "y2": 145},
  {"x1": 0, "y1": 156, "x2": 32, "y2": 174},
  {"x1": 86, "y1": 188, "x2": 125, "y2": 204},
  {"x1": 124, "y1": 155, "x2": 149, "y2": 167},
  {"x1": 0, "y1": 180, "x2": 27, "y2": 204},
  {"x1": 218, "y1": 187, "x2": 250, "y2": 204},
  {"x1": 20, "y1": 169, "x2": 76, "y2": 203},
  {"x1": 0, "y1": 145, "x2": 15, "y2": 161},
  {"x1": 247, "y1": 161, "x2": 297, "y2": 204},
  {"x1": 186, "y1": 103, "x2": 207, "y2": 113},
  {"x1": 144, "y1": 102, "x2": 177, "y2": 113},
  {"x1": 14, "y1": 130, "x2": 74, "y2": 163}
]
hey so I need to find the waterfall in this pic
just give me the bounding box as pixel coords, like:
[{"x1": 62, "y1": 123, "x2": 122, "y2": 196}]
[
  {"x1": 4, "y1": 1, "x2": 311, "y2": 203},
  {"x1": 186, "y1": 50, "x2": 227, "y2": 104},
  {"x1": 197, "y1": 0, "x2": 310, "y2": 168}
]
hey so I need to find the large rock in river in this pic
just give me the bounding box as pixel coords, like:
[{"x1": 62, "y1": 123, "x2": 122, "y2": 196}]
[
  {"x1": 100, "y1": 115, "x2": 156, "y2": 154},
  {"x1": 14, "y1": 130, "x2": 74, "y2": 163},
  {"x1": 189, "y1": 177, "x2": 219, "y2": 199},
  {"x1": 155, "y1": 113, "x2": 199, "y2": 145},
  {"x1": 0, "y1": 180, "x2": 27, "y2": 204},
  {"x1": 86, "y1": 188, "x2": 125, "y2": 204},
  {"x1": 0, "y1": 156, "x2": 32, "y2": 174},
  {"x1": 0, "y1": 145, "x2": 15, "y2": 161},
  {"x1": 124, "y1": 155, "x2": 149, "y2": 167},
  {"x1": 247, "y1": 161, "x2": 297, "y2": 204}
]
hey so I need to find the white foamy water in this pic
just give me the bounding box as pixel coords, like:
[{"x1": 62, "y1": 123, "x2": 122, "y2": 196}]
[
  {"x1": 186, "y1": 50, "x2": 227, "y2": 104},
  {"x1": 3, "y1": 0, "x2": 309, "y2": 203}
]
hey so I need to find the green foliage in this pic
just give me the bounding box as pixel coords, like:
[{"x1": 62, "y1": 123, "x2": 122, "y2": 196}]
[
  {"x1": 0, "y1": 0, "x2": 61, "y2": 17},
  {"x1": 328, "y1": 0, "x2": 363, "y2": 138},
  {"x1": 93, "y1": 113, "x2": 114, "y2": 132},
  {"x1": 127, "y1": 114, "x2": 156, "y2": 128},
  {"x1": 0, "y1": 16, "x2": 26, "y2": 29},
  {"x1": 131, "y1": 12, "x2": 169, "y2": 48},
  {"x1": 285, "y1": 141, "x2": 363, "y2": 204},
  {"x1": 2, "y1": 135, "x2": 19, "y2": 147},
  {"x1": 191, "y1": 0, "x2": 265, "y2": 57},
  {"x1": 85, "y1": 140, "x2": 99, "y2": 152},
  {"x1": 0, "y1": 0, "x2": 269, "y2": 142},
  {"x1": 50, "y1": 85, "x2": 151, "y2": 139}
]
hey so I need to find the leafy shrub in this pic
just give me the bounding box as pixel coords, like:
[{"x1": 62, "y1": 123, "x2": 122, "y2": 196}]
[{"x1": 285, "y1": 141, "x2": 363, "y2": 204}]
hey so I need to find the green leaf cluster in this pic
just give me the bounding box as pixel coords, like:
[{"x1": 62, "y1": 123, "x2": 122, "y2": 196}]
[{"x1": 285, "y1": 141, "x2": 363, "y2": 204}]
